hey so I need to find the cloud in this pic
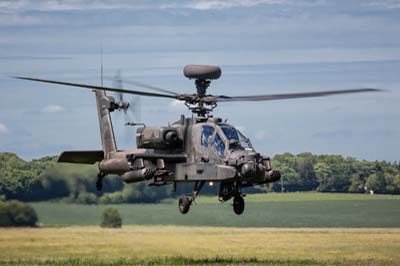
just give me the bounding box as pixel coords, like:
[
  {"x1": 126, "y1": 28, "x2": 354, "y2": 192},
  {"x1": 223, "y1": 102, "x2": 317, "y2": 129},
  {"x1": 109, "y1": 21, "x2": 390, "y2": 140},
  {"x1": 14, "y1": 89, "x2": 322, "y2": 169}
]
[
  {"x1": 364, "y1": 129, "x2": 399, "y2": 138},
  {"x1": 41, "y1": 105, "x2": 65, "y2": 113},
  {"x1": 163, "y1": 0, "x2": 290, "y2": 10},
  {"x1": 0, "y1": 55, "x2": 72, "y2": 60},
  {"x1": 0, "y1": 0, "x2": 27, "y2": 11},
  {"x1": 0, "y1": 0, "x2": 155, "y2": 13},
  {"x1": 366, "y1": 1, "x2": 400, "y2": 10},
  {"x1": 313, "y1": 130, "x2": 353, "y2": 139},
  {"x1": 168, "y1": 100, "x2": 187, "y2": 111},
  {"x1": 0, "y1": 14, "x2": 45, "y2": 26},
  {"x1": 0, "y1": 0, "x2": 295, "y2": 14},
  {"x1": 236, "y1": 125, "x2": 246, "y2": 133},
  {"x1": 254, "y1": 130, "x2": 268, "y2": 140},
  {"x1": 0, "y1": 123, "x2": 9, "y2": 134}
]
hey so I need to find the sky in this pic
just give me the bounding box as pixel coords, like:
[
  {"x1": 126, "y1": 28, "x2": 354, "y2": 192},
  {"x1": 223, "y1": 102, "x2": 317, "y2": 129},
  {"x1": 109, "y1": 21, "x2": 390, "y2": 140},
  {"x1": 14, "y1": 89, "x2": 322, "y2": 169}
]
[{"x1": 0, "y1": 0, "x2": 399, "y2": 161}]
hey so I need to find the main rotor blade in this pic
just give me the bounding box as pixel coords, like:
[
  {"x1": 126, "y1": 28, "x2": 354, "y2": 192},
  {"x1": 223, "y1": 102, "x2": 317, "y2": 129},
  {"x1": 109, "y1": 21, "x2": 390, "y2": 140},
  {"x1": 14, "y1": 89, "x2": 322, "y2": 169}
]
[
  {"x1": 14, "y1": 77, "x2": 177, "y2": 99},
  {"x1": 107, "y1": 76, "x2": 179, "y2": 96},
  {"x1": 215, "y1": 88, "x2": 382, "y2": 102}
]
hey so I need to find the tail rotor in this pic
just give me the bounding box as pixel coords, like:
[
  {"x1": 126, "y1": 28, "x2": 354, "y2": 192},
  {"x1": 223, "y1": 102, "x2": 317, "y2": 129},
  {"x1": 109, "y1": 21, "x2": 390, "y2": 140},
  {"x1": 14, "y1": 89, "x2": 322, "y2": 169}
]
[{"x1": 112, "y1": 70, "x2": 141, "y2": 123}]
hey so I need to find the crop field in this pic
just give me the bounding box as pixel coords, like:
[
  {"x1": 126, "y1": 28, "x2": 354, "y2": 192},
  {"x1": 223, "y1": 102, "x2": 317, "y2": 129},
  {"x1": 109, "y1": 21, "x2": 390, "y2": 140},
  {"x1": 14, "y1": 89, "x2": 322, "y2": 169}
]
[
  {"x1": 0, "y1": 226, "x2": 400, "y2": 266},
  {"x1": 2, "y1": 193, "x2": 400, "y2": 266},
  {"x1": 31, "y1": 193, "x2": 400, "y2": 227}
]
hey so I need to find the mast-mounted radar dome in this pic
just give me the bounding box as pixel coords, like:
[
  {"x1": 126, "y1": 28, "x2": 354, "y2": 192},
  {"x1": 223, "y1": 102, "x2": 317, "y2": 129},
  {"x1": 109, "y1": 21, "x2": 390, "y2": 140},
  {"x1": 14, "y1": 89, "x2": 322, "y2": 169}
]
[{"x1": 183, "y1": 65, "x2": 221, "y2": 80}]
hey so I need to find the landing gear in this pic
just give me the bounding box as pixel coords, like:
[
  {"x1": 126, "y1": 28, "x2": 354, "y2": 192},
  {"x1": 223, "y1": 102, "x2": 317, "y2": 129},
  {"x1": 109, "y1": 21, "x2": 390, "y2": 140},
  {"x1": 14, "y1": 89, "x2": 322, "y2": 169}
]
[
  {"x1": 233, "y1": 195, "x2": 245, "y2": 215},
  {"x1": 96, "y1": 172, "x2": 105, "y2": 191},
  {"x1": 219, "y1": 182, "x2": 246, "y2": 215},
  {"x1": 178, "y1": 196, "x2": 191, "y2": 214},
  {"x1": 178, "y1": 181, "x2": 205, "y2": 214}
]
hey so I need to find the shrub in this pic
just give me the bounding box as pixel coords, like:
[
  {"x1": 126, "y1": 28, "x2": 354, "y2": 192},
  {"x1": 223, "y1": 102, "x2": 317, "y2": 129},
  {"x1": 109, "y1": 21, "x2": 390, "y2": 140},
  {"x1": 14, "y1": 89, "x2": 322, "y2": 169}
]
[
  {"x1": 0, "y1": 200, "x2": 38, "y2": 227},
  {"x1": 100, "y1": 207, "x2": 122, "y2": 228},
  {"x1": 99, "y1": 192, "x2": 124, "y2": 204},
  {"x1": 75, "y1": 191, "x2": 98, "y2": 205},
  {"x1": 59, "y1": 191, "x2": 98, "y2": 204},
  {"x1": 0, "y1": 202, "x2": 14, "y2": 226}
]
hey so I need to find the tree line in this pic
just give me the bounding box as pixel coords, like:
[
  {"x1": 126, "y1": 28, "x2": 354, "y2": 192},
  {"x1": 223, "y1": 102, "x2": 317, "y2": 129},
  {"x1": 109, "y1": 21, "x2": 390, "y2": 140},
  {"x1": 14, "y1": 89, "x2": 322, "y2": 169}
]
[
  {"x1": 271, "y1": 153, "x2": 400, "y2": 194},
  {"x1": 0, "y1": 152, "x2": 399, "y2": 204}
]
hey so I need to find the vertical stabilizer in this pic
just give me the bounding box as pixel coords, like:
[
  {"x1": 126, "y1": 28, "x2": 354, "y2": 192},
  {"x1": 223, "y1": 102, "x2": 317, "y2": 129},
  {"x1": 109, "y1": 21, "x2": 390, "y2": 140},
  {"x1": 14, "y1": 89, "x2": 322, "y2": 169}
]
[{"x1": 95, "y1": 90, "x2": 117, "y2": 157}]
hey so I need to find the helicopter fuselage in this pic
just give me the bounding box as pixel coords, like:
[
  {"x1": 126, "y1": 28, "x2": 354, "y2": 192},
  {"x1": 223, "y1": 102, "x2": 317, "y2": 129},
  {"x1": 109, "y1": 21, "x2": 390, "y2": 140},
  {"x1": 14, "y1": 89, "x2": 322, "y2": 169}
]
[{"x1": 96, "y1": 116, "x2": 281, "y2": 192}]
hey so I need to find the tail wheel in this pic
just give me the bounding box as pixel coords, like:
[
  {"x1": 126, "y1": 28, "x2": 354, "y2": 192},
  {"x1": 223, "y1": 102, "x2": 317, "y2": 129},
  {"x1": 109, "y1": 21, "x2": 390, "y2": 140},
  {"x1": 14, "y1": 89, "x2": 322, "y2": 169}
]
[
  {"x1": 96, "y1": 172, "x2": 105, "y2": 191},
  {"x1": 233, "y1": 195, "x2": 245, "y2": 215},
  {"x1": 178, "y1": 196, "x2": 191, "y2": 214},
  {"x1": 96, "y1": 180, "x2": 103, "y2": 191}
]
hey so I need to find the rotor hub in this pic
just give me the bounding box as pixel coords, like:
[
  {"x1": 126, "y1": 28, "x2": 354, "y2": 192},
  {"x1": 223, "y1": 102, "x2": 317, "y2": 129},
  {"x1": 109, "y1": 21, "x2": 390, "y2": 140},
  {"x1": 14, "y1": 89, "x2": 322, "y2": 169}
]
[
  {"x1": 195, "y1": 79, "x2": 210, "y2": 97},
  {"x1": 182, "y1": 65, "x2": 222, "y2": 116}
]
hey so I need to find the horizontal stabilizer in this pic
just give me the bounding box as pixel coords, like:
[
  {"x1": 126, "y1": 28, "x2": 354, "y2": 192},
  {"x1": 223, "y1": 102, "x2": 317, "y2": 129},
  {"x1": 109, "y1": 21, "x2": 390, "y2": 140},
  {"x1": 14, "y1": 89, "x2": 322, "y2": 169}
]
[{"x1": 58, "y1": 150, "x2": 104, "y2": 164}]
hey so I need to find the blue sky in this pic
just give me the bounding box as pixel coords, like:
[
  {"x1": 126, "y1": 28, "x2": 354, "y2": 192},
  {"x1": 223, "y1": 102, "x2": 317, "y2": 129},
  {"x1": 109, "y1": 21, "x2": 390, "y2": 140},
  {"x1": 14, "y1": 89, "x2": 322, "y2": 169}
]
[{"x1": 0, "y1": 0, "x2": 399, "y2": 161}]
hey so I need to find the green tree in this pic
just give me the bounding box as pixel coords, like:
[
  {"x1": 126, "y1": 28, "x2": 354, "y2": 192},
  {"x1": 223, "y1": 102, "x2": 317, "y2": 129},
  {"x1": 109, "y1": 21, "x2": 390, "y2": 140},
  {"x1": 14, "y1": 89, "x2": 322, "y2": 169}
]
[
  {"x1": 348, "y1": 173, "x2": 365, "y2": 193},
  {"x1": 365, "y1": 173, "x2": 386, "y2": 193},
  {"x1": 314, "y1": 162, "x2": 334, "y2": 191},
  {"x1": 385, "y1": 174, "x2": 400, "y2": 194},
  {"x1": 295, "y1": 153, "x2": 317, "y2": 190},
  {"x1": 316, "y1": 155, "x2": 354, "y2": 192},
  {"x1": 273, "y1": 153, "x2": 301, "y2": 191},
  {"x1": 271, "y1": 164, "x2": 297, "y2": 192},
  {"x1": 100, "y1": 207, "x2": 122, "y2": 228}
]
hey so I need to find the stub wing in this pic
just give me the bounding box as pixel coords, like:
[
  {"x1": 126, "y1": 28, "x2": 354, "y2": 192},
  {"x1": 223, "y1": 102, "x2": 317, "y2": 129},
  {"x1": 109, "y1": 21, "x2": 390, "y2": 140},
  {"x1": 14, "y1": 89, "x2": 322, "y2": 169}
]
[{"x1": 58, "y1": 150, "x2": 104, "y2": 164}]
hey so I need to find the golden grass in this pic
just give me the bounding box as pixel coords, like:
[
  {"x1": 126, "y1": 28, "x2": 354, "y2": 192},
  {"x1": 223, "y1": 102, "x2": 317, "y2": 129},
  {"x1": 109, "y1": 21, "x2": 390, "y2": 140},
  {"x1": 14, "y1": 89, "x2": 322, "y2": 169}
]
[{"x1": 0, "y1": 226, "x2": 399, "y2": 265}]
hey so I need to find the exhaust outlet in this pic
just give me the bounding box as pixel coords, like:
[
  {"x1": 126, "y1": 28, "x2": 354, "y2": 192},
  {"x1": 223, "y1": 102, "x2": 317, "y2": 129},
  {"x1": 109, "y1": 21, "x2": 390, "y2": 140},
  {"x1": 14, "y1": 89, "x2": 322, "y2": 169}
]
[
  {"x1": 122, "y1": 168, "x2": 154, "y2": 183},
  {"x1": 263, "y1": 170, "x2": 281, "y2": 183}
]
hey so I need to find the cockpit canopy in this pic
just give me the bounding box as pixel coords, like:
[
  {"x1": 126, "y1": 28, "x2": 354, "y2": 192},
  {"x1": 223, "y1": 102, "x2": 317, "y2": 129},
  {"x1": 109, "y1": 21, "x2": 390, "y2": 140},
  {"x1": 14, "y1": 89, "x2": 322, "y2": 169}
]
[{"x1": 200, "y1": 123, "x2": 253, "y2": 158}]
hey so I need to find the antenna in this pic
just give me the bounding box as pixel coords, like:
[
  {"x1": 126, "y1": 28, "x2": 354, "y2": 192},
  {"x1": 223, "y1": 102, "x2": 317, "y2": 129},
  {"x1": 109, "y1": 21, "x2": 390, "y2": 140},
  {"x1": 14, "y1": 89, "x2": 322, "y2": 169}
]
[{"x1": 100, "y1": 44, "x2": 104, "y2": 87}]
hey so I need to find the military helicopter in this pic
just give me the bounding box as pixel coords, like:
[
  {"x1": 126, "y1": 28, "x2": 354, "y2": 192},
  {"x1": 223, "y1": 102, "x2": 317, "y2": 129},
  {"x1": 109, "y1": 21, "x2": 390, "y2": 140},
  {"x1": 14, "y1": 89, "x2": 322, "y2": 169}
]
[{"x1": 15, "y1": 65, "x2": 380, "y2": 215}]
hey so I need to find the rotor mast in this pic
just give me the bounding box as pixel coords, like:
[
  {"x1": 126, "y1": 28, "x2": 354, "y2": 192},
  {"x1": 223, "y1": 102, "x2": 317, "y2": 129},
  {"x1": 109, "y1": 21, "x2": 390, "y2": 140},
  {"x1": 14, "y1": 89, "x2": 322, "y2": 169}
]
[{"x1": 183, "y1": 65, "x2": 221, "y2": 117}]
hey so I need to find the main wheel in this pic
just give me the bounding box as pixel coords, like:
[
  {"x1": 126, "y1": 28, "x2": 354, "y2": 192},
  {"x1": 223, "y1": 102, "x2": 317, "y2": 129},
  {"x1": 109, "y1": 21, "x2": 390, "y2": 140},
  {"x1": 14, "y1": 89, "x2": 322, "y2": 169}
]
[
  {"x1": 178, "y1": 196, "x2": 191, "y2": 214},
  {"x1": 233, "y1": 195, "x2": 245, "y2": 215}
]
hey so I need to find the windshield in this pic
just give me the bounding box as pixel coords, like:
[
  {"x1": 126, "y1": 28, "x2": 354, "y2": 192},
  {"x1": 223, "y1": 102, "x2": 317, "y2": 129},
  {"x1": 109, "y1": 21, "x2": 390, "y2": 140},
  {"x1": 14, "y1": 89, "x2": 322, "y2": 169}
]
[
  {"x1": 201, "y1": 125, "x2": 214, "y2": 148},
  {"x1": 212, "y1": 133, "x2": 225, "y2": 157},
  {"x1": 220, "y1": 125, "x2": 253, "y2": 150},
  {"x1": 238, "y1": 130, "x2": 253, "y2": 150},
  {"x1": 221, "y1": 126, "x2": 239, "y2": 141}
]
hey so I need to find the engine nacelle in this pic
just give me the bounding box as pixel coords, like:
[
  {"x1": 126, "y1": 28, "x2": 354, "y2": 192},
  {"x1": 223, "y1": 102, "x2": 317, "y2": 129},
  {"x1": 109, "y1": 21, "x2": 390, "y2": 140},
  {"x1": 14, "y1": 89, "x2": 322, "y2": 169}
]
[
  {"x1": 99, "y1": 158, "x2": 130, "y2": 175},
  {"x1": 136, "y1": 126, "x2": 182, "y2": 149}
]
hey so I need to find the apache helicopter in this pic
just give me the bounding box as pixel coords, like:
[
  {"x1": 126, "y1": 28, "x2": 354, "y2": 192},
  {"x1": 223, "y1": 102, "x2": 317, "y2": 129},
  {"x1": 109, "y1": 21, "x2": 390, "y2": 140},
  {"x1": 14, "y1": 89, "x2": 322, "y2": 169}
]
[{"x1": 15, "y1": 65, "x2": 380, "y2": 215}]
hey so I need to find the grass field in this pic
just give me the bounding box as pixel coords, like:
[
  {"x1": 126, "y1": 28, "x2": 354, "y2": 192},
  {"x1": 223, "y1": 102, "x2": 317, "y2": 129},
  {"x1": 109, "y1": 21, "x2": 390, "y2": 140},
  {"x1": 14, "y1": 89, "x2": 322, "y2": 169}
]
[
  {"x1": 30, "y1": 193, "x2": 400, "y2": 227},
  {"x1": 2, "y1": 193, "x2": 400, "y2": 266},
  {"x1": 0, "y1": 226, "x2": 399, "y2": 266}
]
